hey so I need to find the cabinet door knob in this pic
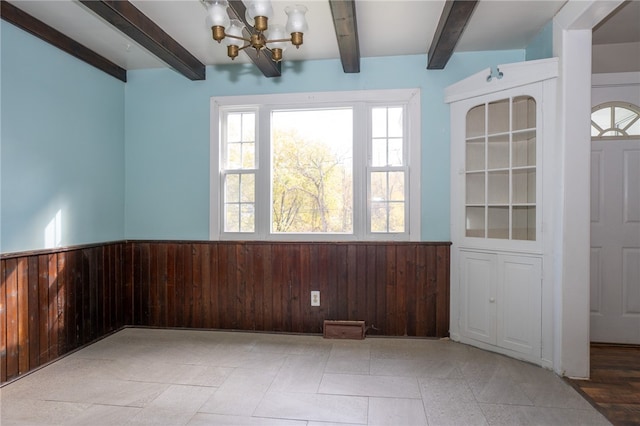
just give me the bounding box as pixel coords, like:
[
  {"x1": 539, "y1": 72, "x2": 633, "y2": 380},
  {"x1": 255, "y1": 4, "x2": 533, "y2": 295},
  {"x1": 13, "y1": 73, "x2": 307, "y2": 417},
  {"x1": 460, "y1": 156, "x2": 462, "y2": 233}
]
[{"x1": 489, "y1": 297, "x2": 495, "y2": 303}]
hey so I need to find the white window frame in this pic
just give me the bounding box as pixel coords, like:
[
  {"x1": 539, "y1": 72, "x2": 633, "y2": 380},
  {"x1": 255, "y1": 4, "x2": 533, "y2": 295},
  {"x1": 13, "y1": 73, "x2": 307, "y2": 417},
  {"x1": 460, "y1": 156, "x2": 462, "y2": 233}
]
[{"x1": 210, "y1": 89, "x2": 421, "y2": 241}]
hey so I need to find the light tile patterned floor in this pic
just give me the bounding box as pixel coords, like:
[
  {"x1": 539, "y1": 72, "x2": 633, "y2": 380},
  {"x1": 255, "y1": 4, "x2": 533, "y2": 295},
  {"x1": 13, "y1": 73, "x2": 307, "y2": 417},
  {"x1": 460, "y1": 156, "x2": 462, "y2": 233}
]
[{"x1": 0, "y1": 328, "x2": 611, "y2": 425}]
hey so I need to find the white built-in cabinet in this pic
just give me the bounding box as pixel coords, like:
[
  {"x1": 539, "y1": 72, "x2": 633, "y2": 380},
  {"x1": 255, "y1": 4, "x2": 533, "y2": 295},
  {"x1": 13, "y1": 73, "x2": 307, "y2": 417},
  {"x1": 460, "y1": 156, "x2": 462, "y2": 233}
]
[
  {"x1": 446, "y1": 59, "x2": 558, "y2": 367},
  {"x1": 460, "y1": 251, "x2": 541, "y2": 356}
]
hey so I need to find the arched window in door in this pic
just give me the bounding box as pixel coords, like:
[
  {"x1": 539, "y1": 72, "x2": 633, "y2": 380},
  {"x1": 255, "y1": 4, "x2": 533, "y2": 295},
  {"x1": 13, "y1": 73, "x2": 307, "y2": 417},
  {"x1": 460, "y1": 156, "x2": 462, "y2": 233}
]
[{"x1": 591, "y1": 102, "x2": 640, "y2": 139}]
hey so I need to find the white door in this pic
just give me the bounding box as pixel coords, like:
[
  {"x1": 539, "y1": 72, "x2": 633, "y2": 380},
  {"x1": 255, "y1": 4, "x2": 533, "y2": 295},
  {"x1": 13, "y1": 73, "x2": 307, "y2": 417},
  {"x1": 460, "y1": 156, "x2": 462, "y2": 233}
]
[
  {"x1": 497, "y1": 255, "x2": 541, "y2": 356},
  {"x1": 460, "y1": 250, "x2": 496, "y2": 345},
  {"x1": 590, "y1": 138, "x2": 640, "y2": 344}
]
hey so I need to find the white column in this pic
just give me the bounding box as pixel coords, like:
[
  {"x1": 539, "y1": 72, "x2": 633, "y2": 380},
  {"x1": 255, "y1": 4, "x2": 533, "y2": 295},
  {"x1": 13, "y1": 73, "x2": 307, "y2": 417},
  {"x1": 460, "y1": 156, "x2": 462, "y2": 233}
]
[{"x1": 552, "y1": 0, "x2": 624, "y2": 379}]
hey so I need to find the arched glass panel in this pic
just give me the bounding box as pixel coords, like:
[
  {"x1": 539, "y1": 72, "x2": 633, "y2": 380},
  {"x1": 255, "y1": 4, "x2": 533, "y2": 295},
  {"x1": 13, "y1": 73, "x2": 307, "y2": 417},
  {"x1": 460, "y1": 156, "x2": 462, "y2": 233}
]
[
  {"x1": 464, "y1": 96, "x2": 537, "y2": 241},
  {"x1": 591, "y1": 102, "x2": 640, "y2": 139}
]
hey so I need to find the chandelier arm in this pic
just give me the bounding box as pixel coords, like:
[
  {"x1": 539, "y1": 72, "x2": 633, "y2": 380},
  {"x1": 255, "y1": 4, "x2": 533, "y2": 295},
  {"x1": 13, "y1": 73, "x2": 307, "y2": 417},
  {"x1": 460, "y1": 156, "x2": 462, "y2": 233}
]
[
  {"x1": 263, "y1": 37, "x2": 293, "y2": 44},
  {"x1": 225, "y1": 33, "x2": 251, "y2": 44}
]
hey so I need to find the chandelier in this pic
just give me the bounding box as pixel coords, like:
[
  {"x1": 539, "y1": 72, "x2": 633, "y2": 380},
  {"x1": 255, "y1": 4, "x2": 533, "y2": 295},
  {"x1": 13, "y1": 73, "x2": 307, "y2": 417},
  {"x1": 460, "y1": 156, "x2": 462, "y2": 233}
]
[{"x1": 206, "y1": 0, "x2": 308, "y2": 63}]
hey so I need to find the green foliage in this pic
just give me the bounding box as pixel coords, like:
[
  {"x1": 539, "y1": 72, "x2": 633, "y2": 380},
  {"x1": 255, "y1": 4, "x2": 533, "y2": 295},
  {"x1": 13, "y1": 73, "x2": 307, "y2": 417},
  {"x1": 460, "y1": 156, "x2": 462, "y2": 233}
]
[{"x1": 272, "y1": 129, "x2": 353, "y2": 233}]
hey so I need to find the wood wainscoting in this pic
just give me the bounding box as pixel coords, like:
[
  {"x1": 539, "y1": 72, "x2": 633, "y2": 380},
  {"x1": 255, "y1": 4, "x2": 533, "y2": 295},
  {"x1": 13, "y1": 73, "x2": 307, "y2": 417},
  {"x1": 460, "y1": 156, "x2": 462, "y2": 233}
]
[
  {"x1": 1, "y1": 240, "x2": 450, "y2": 384},
  {"x1": 127, "y1": 241, "x2": 451, "y2": 336},
  {"x1": 0, "y1": 242, "x2": 127, "y2": 384}
]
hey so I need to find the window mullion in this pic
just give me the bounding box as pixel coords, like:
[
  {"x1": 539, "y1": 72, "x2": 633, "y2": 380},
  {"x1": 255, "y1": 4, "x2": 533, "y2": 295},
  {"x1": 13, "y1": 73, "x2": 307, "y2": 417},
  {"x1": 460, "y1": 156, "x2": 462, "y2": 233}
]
[
  {"x1": 353, "y1": 102, "x2": 368, "y2": 239},
  {"x1": 254, "y1": 106, "x2": 271, "y2": 239}
]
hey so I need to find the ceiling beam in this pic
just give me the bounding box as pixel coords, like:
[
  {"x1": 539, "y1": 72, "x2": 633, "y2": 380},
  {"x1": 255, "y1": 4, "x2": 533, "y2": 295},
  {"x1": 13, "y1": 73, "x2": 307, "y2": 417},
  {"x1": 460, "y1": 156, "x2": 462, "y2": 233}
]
[
  {"x1": 1, "y1": 0, "x2": 127, "y2": 82},
  {"x1": 329, "y1": 0, "x2": 360, "y2": 73},
  {"x1": 227, "y1": 0, "x2": 281, "y2": 78},
  {"x1": 427, "y1": 0, "x2": 478, "y2": 70},
  {"x1": 79, "y1": 0, "x2": 205, "y2": 81}
]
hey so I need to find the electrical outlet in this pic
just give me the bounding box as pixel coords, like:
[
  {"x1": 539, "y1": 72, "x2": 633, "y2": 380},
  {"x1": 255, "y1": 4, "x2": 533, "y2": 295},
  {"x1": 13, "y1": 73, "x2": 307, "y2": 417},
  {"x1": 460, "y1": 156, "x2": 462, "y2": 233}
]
[{"x1": 311, "y1": 290, "x2": 320, "y2": 306}]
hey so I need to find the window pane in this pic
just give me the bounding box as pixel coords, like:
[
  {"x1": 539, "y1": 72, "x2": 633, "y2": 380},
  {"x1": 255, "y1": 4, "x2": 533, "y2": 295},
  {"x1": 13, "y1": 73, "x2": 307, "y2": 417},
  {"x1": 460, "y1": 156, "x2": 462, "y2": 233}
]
[
  {"x1": 487, "y1": 206, "x2": 509, "y2": 239},
  {"x1": 512, "y1": 169, "x2": 535, "y2": 204},
  {"x1": 513, "y1": 206, "x2": 536, "y2": 240},
  {"x1": 388, "y1": 138, "x2": 403, "y2": 166},
  {"x1": 512, "y1": 96, "x2": 536, "y2": 130},
  {"x1": 388, "y1": 107, "x2": 403, "y2": 137},
  {"x1": 388, "y1": 172, "x2": 405, "y2": 201},
  {"x1": 227, "y1": 143, "x2": 241, "y2": 169},
  {"x1": 271, "y1": 108, "x2": 353, "y2": 233},
  {"x1": 488, "y1": 135, "x2": 509, "y2": 169},
  {"x1": 488, "y1": 99, "x2": 509, "y2": 134},
  {"x1": 242, "y1": 143, "x2": 255, "y2": 169},
  {"x1": 225, "y1": 112, "x2": 255, "y2": 169},
  {"x1": 370, "y1": 172, "x2": 405, "y2": 233},
  {"x1": 225, "y1": 204, "x2": 239, "y2": 232},
  {"x1": 227, "y1": 114, "x2": 242, "y2": 142},
  {"x1": 466, "y1": 206, "x2": 485, "y2": 237},
  {"x1": 372, "y1": 108, "x2": 387, "y2": 138},
  {"x1": 225, "y1": 174, "x2": 239, "y2": 202},
  {"x1": 466, "y1": 138, "x2": 485, "y2": 171},
  {"x1": 615, "y1": 107, "x2": 635, "y2": 130},
  {"x1": 241, "y1": 204, "x2": 255, "y2": 232},
  {"x1": 592, "y1": 107, "x2": 611, "y2": 130},
  {"x1": 224, "y1": 173, "x2": 255, "y2": 233},
  {"x1": 371, "y1": 172, "x2": 388, "y2": 201},
  {"x1": 371, "y1": 202, "x2": 388, "y2": 233},
  {"x1": 487, "y1": 171, "x2": 509, "y2": 204},
  {"x1": 372, "y1": 138, "x2": 387, "y2": 167},
  {"x1": 466, "y1": 172, "x2": 485, "y2": 204},
  {"x1": 240, "y1": 174, "x2": 255, "y2": 202},
  {"x1": 388, "y1": 202, "x2": 405, "y2": 232},
  {"x1": 512, "y1": 131, "x2": 536, "y2": 167},
  {"x1": 466, "y1": 105, "x2": 485, "y2": 138},
  {"x1": 242, "y1": 113, "x2": 255, "y2": 141}
]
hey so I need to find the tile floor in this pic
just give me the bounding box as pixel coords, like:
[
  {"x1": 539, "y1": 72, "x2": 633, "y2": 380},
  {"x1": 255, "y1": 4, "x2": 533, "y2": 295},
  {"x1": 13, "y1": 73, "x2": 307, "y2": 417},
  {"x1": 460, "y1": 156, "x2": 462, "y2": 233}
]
[{"x1": 0, "y1": 328, "x2": 611, "y2": 425}]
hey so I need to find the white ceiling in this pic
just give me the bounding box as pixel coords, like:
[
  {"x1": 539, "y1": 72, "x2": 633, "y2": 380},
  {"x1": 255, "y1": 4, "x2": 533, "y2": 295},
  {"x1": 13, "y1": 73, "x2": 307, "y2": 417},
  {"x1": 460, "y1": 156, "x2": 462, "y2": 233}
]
[{"x1": 5, "y1": 0, "x2": 639, "y2": 73}]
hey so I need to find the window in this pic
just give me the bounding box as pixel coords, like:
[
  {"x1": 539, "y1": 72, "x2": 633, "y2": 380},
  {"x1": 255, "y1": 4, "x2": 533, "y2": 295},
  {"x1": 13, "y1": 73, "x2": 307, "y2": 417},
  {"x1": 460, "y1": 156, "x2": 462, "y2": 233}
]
[
  {"x1": 210, "y1": 89, "x2": 421, "y2": 241},
  {"x1": 591, "y1": 102, "x2": 640, "y2": 139}
]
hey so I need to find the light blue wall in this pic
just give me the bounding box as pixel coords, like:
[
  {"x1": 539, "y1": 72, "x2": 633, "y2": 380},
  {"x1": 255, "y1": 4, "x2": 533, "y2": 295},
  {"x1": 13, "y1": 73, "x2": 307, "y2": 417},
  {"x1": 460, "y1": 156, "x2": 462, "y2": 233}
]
[
  {"x1": 0, "y1": 21, "x2": 125, "y2": 253},
  {"x1": 526, "y1": 21, "x2": 554, "y2": 61},
  {"x1": 125, "y1": 50, "x2": 524, "y2": 241}
]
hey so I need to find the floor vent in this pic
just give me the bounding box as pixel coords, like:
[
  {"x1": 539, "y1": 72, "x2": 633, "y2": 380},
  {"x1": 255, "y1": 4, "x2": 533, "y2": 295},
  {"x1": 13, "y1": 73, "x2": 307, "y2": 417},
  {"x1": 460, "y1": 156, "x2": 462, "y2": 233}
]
[{"x1": 323, "y1": 320, "x2": 366, "y2": 340}]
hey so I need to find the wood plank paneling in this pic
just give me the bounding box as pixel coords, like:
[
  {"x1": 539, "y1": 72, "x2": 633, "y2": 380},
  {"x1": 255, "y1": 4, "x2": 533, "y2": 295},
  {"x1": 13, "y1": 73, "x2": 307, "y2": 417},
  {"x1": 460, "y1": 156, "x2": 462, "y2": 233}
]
[
  {"x1": 5, "y1": 258, "x2": 19, "y2": 380},
  {"x1": 17, "y1": 258, "x2": 29, "y2": 375},
  {"x1": 0, "y1": 259, "x2": 7, "y2": 382},
  {"x1": 37, "y1": 255, "x2": 49, "y2": 364},
  {"x1": 0, "y1": 240, "x2": 449, "y2": 384},
  {"x1": 27, "y1": 257, "x2": 39, "y2": 369},
  {"x1": 1, "y1": 243, "x2": 126, "y2": 384},
  {"x1": 125, "y1": 241, "x2": 450, "y2": 337},
  {"x1": 57, "y1": 252, "x2": 67, "y2": 355}
]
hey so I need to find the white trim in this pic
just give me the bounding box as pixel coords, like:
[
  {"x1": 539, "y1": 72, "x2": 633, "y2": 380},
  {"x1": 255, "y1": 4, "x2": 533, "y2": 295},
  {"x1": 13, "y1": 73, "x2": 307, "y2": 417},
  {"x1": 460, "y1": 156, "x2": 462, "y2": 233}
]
[
  {"x1": 444, "y1": 58, "x2": 559, "y2": 104},
  {"x1": 209, "y1": 97, "x2": 221, "y2": 241},
  {"x1": 552, "y1": 0, "x2": 624, "y2": 379},
  {"x1": 592, "y1": 72, "x2": 640, "y2": 88}
]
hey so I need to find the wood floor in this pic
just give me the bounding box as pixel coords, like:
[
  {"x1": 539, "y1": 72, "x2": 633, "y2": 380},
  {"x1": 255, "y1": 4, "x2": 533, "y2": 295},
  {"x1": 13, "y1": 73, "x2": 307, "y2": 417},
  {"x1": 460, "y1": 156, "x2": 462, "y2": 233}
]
[{"x1": 567, "y1": 344, "x2": 640, "y2": 426}]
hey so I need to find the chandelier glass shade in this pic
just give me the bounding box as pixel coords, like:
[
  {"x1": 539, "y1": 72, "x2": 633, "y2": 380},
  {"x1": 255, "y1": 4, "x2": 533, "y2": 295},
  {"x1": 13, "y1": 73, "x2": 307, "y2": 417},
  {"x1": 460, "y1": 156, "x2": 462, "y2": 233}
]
[{"x1": 206, "y1": 0, "x2": 308, "y2": 63}]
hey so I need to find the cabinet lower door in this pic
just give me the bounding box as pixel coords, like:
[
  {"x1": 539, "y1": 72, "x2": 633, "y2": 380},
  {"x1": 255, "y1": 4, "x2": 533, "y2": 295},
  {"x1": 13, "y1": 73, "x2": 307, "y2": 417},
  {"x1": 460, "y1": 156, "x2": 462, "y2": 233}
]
[
  {"x1": 497, "y1": 255, "x2": 542, "y2": 356},
  {"x1": 460, "y1": 251, "x2": 542, "y2": 357},
  {"x1": 460, "y1": 251, "x2": 497, "y2": 345}
]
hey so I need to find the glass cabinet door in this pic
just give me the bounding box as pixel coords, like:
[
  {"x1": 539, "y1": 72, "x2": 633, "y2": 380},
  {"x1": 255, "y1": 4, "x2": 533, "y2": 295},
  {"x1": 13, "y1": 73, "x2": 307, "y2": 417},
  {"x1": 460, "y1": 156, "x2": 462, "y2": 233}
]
[{"x1": 464, "y1": 95, "x2": 537, "y2": 241}]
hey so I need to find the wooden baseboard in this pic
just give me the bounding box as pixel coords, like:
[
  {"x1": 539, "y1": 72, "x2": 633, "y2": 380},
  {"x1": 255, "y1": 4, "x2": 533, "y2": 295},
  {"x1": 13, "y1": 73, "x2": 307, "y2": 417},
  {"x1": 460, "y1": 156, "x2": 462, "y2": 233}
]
[{"x1": 323, "y1": 320, "x2": 366, "y2": 340}]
